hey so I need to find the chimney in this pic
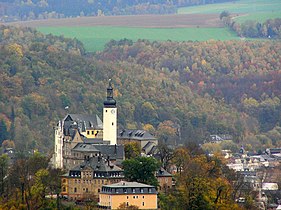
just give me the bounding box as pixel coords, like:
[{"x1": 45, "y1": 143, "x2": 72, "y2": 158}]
[{"x1": 107, "y1": 156, "x2": 110, "y2": 166}]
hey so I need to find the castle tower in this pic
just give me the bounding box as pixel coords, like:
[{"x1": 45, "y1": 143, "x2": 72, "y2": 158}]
[
  {"x1": 103, "y1": 79, "x2": 117, "y2": 145},
  {"x1": 53, "y1": 120, "x2": 63, "y2": 168}
]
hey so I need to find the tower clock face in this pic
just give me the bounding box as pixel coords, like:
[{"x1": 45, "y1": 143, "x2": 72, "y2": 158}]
[{"x1": 111, "y1": 109, "x2": 115, "y2": 114}]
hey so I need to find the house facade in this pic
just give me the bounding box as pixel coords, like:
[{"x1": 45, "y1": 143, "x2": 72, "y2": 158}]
[
  {"x1": 156, "y1": 168, "x2": 173, "y2": 193},
  {"x1": 61, "y1": 156, "x2": 125, "y2": 201},
  {"x1": 99, "y1": 181, "x2": 158, "y2": 210}
]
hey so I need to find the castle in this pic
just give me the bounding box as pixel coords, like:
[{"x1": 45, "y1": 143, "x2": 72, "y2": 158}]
[{"x1": 52, "y1": 80, "x2": 158, "y2": 170}]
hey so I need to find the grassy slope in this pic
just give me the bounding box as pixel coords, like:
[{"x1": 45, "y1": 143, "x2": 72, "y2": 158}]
[
  {"x1": 178, "y1": 0, "x2": 281, "y2": 14},
  {"x1": 234, "y1": 12, "x2": 281, "y2": 23},
  {"x1": 178, "y1": 0, "x2": 281, "y2": 23},
  {"x1": 38, "y1": 26, "x2": 239, "y2": 52}
]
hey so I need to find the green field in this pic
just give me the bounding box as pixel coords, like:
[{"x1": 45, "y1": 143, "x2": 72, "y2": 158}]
[
  {"x1": 234, "y1": 12, "x2": 281, "y2": 23},
  {"x1": 178, "y1": 0, "x2": 281, "y2": 14},
  {"x1": 178, "y1": 0, "x2": 281, "y2": 24},
  {"x1": 38, "y1": 26, "x2": 240, "y2": 52}
]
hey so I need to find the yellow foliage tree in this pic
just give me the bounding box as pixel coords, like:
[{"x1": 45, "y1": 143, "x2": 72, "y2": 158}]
[{"x1": 7, "y1": 43, "x2": 24, "y2": 58}]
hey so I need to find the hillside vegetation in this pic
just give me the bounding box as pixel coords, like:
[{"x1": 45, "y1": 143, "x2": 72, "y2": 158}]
[{"x1": 0, "y1": 26, "x2": 280, "y2": 153}]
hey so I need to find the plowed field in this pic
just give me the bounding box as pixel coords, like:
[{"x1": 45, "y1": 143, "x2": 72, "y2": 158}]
[{"x1": 9, "y1": 14, "x2": 223, "y2": 28}]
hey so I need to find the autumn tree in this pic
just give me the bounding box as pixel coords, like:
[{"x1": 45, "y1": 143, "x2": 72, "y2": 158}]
[
  {"x1": 160, "y1": 147, "x2": 240, "y2": 210},
  {"x1": 122, "y1": 156, "x2": 160, "y2": 187},
  {"x1": 124, "y1": 142, "x2": 141, "y2": 159},
  {"x1": 156, "y1": 143, "x2": 174, "y2": 170},
  {"x1": 0, "y1": 154, "x2": 8, "y2": 196},
  {"x1": 156, "y1": 120, "x2": 178, "y2": 145},
  {"x1": 0, "y1": 120, "x2": 8, "y2": 145}
]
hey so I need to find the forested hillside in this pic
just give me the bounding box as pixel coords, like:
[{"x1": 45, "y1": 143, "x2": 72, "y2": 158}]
[
  {"x1": 0, "y1": 0, "x2": 232, "y2": 21},
  {"x1": 0, "y1": 25, "x2": 262, "y2": 153},
  {"x1": 97, "y1": 39, "x2": 281, "y2": 149}
]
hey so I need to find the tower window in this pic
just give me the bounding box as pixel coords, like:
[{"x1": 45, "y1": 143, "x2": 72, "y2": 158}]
[
  {"x1": 106, "y1": 110, "x2": 108, "y2": 112},
  {"x1": 112, "y1": 122, "x2": 114, "y2": 125}
]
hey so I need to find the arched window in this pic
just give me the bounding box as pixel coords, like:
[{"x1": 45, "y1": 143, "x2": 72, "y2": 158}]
[{"x1": 74, "y1": 187, "x2": 77, "y2": 193}]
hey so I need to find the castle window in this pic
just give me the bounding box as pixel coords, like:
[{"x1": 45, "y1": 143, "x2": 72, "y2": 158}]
[
  {"x1": 74, "y1": 188, "x2": 77, "y2": 193},
  {"x1": 112, "y1": 122, "x2": 114, "y2": 126},
  {"x1": 142, "y1": 202, "x2": 145, "y2": 206}
]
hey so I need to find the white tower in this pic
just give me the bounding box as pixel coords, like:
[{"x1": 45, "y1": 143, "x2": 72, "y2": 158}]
[
  {"x1": 103, "y1": 79, "x2": 117, "y2": 145},
  {"x1": 53, "y1": 120, "x2": 63, "y2": 168}
]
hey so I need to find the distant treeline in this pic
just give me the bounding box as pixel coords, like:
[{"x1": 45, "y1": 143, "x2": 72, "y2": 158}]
[
  {"x1": 221, "y1": 12, "x2": 281, "y2": 39},
  {"x1": 0, "y1": 0, "x2": 233, "y2": 21}
]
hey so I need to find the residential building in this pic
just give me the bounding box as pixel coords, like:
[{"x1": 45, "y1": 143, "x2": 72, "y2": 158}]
[
  {"x1": 99, "y1": 181, "x2": 158, "y2": 210},
  {"x1": 61, "y1": 156, "x2": 124, "y2": 201},
  {"x1": 156, "y1": 168, "x2": 173, "y2": 193}
]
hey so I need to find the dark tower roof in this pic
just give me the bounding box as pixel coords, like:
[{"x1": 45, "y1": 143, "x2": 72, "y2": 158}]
[{"x1": 104, "y1": 79, "x2": 116, "y2": 108}]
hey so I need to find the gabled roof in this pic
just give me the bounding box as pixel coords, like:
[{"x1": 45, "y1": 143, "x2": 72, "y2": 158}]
[
  {"x1": 71, "y1": 156, "x2": 123, "y2": 173},
  {"x1": 72, "y1": 143, "x2": 100, "y2": 152},
  {"x1": 94, "y1": 144, "x2": 124, "y2": 160},
  {"x1": 118, "y1": 129, "x2": 156, "y2": 140},
  {"x1": 64, "y1": 114, "x2": 103, "y2": 131},
  {"x1": 156, "y1": 168, "x2": 172, "y2": 177},
  {"x1": 71, "y1": 143, "x2": 124, "y2": 160},
  {"x1": 143, "y1": 141, "x2": 154, "y2": 150},
  {"x1": 148, "y1": 146, "x2": 157, "y2": 155}
]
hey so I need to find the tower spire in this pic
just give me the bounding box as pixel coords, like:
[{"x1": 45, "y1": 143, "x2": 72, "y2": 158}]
[{"x1": 104, "y1": 79, "x2": 116, "y2": 107}]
